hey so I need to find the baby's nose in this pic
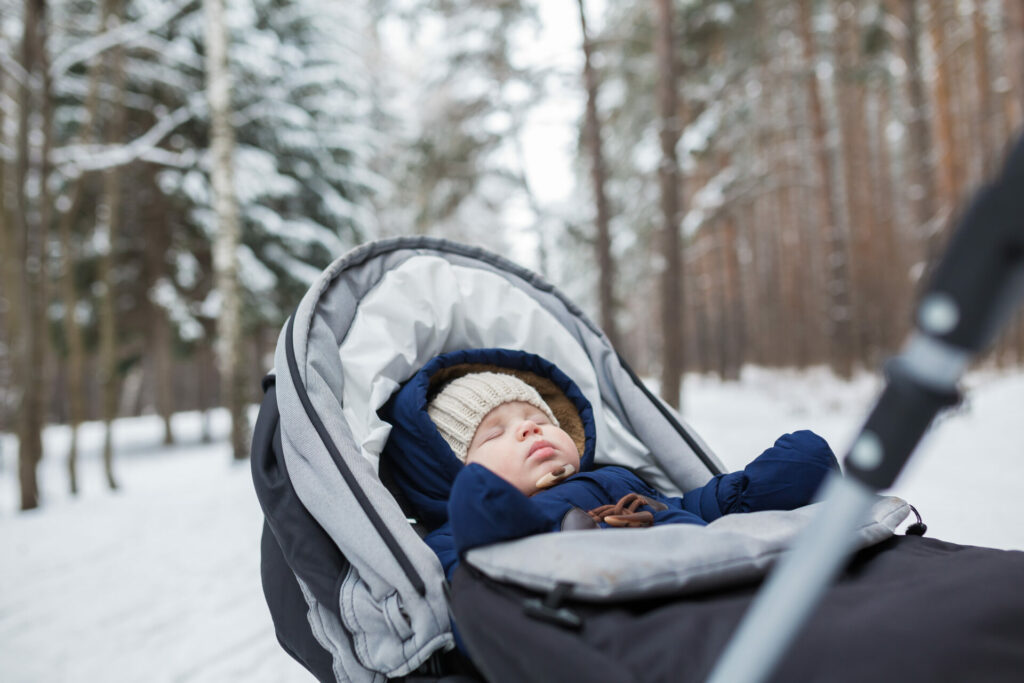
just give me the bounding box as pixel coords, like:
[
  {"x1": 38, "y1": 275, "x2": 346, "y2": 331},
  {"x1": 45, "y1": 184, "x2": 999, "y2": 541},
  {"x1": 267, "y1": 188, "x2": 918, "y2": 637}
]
[{"x1": 518, "y1": 420, "x2": 541, "y2": 439}]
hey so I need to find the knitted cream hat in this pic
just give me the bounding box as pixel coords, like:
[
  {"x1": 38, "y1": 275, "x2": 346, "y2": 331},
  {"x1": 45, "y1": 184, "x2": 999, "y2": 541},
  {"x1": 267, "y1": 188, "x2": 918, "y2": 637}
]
[{"x1": 427, "y1": 372, "x2": 559, "y2": 462}]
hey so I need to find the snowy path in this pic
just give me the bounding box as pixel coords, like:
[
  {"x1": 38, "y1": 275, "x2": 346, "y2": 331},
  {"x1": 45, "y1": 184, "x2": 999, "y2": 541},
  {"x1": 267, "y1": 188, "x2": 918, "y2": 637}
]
[
  {"x1": 0, "y1": 413, "x2": 315, "y2": 683},
  {"x1": 1, "y1": 367, "x2": 1022, "y2": 682}
]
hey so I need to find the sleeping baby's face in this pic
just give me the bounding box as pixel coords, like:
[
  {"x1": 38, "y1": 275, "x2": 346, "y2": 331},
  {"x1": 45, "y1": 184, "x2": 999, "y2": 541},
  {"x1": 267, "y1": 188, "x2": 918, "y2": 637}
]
[{"x1": 465, "y1": 401, "x2": 581, "y2": 496}]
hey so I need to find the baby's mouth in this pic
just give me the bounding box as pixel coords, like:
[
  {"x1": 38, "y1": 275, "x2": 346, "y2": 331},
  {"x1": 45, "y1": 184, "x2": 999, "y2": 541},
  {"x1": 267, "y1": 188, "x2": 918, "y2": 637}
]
[{"x1": 527, "y1": 440, "x2": 555, "y2": 460}]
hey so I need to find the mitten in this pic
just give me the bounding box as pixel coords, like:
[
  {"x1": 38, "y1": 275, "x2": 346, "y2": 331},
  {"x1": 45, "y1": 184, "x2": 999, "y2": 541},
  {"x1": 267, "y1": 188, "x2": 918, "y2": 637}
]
[{"x1": 684, "y1": 430, "x2": 840, "y2": 521}]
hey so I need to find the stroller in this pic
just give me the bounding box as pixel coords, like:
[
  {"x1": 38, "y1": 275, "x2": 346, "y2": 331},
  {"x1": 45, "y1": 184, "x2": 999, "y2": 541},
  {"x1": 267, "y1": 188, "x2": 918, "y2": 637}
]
[{"x1": 251, "y1": 236, "x2": 1024, "y2": 682}]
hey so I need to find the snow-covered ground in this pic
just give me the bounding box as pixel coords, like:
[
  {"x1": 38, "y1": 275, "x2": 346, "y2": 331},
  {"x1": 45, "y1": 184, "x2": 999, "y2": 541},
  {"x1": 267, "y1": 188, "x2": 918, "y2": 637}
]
[{"x1": 1, "y1": 366, "x2": 1022, "y2": 682}]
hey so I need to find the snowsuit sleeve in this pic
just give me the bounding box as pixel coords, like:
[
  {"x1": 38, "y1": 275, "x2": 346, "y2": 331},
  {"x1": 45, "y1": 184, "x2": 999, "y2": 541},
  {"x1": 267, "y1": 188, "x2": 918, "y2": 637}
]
[{"x1": 682, "y1": 430, "x2": 840, "y2": 522}]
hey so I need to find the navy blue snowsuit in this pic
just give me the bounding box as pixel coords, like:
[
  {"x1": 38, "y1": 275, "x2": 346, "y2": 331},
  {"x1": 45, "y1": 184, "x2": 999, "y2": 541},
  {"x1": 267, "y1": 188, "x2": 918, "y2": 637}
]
[{"x1": 380, "y1": 348, "x2": 839, "y2": 581}]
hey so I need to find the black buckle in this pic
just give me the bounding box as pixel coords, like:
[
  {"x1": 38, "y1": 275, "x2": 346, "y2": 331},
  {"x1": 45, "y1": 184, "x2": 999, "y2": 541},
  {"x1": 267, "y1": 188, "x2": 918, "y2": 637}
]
[{"x1": 523, "y1": 581, "x2": 582, "y2": 631}]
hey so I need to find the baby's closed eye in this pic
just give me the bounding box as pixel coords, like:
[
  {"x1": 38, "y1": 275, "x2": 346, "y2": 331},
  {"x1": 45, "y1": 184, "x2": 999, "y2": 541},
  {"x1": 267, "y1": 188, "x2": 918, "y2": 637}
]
[{"x1": 480, "y1": 428, "x2": 503, "y2": 442}]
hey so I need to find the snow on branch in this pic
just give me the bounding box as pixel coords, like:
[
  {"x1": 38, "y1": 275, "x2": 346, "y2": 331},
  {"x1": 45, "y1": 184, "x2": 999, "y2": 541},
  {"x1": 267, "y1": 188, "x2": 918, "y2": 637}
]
[
  {"x1": 52, "y1": 92, "x2": 206, "y2": 175},
  {"x1": 682, "y1": 166, "x2": 738, "y2": 238},
  {"x1": 0, "y1": 48, "x2": 30, "y2": 86},
  {"x1": 49, "y1": 0, "x2": 197, "y2": 79}
]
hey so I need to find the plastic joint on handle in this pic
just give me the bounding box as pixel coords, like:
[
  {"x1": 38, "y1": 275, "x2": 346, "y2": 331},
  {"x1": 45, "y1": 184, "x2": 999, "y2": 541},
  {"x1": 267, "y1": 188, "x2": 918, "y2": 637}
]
[{"x1": 845, "y1": 358, "x2": 959, "y2": 490}]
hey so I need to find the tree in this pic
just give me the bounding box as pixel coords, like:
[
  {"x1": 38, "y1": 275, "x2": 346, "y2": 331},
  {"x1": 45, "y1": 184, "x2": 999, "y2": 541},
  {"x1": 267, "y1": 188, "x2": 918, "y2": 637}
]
[
  {"x1": 971, "y1": 0, "x2": 997, "y2": 176},
  {"x1": 97, "y1": 0, "x2": 128, "y2": 488},
  {"x1": 928, "y1": 0, "x2": 961, "y2": 219},
  {"x1": 1004, "y1": 0, "x2": 1024, "y2": 129},
  {"x1": 894, "y1": 0, "x2": 940, "y2": 262},
  {"x1": 203, "y1": 0, "x2": 247, "y2": 460},
  {"x1": 14, "y1": 0, "x2": 54, "y2": 510},
  {"x1": 653, "y1": 0, "x2": 684, "y2": 407},
  {"x1": 0, "y1": 14, "x2": 18, "y2": 448},
  {"x1": 798, "y1": 0, "x2": 856, "y2": 377},
  {"x1": 577, "y1": 0, "x2": 619, "y2": 350}
]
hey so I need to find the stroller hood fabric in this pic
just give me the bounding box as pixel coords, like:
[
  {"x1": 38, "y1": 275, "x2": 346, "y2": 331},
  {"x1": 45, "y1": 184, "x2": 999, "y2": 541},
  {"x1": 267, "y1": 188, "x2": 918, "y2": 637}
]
[{"x1": 251, "y1": 237, "x2": 907, "y2": 682}]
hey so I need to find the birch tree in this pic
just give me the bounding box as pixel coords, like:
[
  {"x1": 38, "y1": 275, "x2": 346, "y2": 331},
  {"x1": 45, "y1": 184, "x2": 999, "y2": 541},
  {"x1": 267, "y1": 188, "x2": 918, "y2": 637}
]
[{"x1": 203, "y1": 0, "x2": 247, "y2": 460}]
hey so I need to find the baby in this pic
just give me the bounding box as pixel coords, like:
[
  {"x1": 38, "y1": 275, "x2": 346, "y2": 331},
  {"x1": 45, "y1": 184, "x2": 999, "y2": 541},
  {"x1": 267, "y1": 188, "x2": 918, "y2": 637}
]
[
  {"x1": 421, "y1": 371, "x2": 839, "y2": 578},
  {"x1": 427, "y1": 372, "x2": 582, "y2": 496}
]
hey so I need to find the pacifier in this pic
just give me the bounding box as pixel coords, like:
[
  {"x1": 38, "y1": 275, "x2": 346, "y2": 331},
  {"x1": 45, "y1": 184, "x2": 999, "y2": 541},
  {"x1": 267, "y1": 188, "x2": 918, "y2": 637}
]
[{"x1": 535, "y1": 463, "x2": 576, "y2": 489}]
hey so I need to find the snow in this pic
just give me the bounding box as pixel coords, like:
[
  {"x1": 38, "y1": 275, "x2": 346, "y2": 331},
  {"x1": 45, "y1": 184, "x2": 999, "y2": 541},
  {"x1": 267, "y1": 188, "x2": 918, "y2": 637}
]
[
  {"x1": 150, "y1": 277, "x2": 205, "y2": 342},
  {"x1": 1, "y1": 366, "x2": 1022, "y2": 681}
]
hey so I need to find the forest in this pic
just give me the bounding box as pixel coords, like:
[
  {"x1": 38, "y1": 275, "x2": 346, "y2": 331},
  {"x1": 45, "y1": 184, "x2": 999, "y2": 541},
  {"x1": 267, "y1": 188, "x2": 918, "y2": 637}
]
[{"x1": 1, "y1": 0, "x2": 1022, "y2": 511}]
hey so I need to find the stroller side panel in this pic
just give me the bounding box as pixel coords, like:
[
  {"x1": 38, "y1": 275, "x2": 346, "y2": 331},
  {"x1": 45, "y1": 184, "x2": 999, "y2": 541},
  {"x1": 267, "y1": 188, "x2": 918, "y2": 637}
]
[{"x1": 260, "y1": 524, "x2": 336, "y2": 682}]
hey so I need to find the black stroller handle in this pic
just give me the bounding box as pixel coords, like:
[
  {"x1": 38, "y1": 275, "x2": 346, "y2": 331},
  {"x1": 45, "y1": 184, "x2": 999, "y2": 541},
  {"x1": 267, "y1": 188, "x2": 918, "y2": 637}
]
[{"x1": 707, "y1": 133, "x2": 1024, "y2": 683}]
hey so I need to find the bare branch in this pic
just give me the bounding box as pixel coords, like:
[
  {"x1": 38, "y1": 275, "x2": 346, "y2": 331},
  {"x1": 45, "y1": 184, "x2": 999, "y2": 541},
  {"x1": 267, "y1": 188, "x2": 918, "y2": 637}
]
[
  {"x1": 51, "y1": 92, "x2": 206, "y2": 175},
  {"x1": 138, "y1": 147, "x2": 201, "y2": 168},
  {"x1": 0, "y1": 47, "x2": 30, "y2": 86}
]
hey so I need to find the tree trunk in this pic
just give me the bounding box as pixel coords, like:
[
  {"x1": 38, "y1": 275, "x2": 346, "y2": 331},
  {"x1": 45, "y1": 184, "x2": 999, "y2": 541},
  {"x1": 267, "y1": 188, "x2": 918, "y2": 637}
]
[
  {"x1": 798, "y1": 0, "x2": 856, "y2": 378},
  {"x1": 1003, "y1": 0, "x2": 1024, "y2": 130},
  {"x1": 837, "y1": 1, "x2": 880, "y2": 365},
  {"x1": 716, "y1": 214, "x2": 743, "y2": 380},
  {"x1": 653, "y1": 0, "x2": 684, "y2": 407},
  {"x1": 896, "y1": 0, "x2": 941, "y2": 268},
  {"x1": 971, "y1": 0, "x2": 997, "y2": 177},
  {"x1": 58, "y1": 1, "x2": 107, "y2": 495},
  {"x1": 928, "y1": 0, "x2": 961, "y2": 218},
  {"x1": 199, "y1": 340, "x2": 214, "y2": 444},
  {"x1": 0, "y1": 32, "x2": 18, "y2": 439},
  {"x1": 60, "y1": 209, "x2": 86, "y2": 495},
  {"x1": 691, "y1": 238, "x2": 713, "y2": 375},
  {"x1": 145, "y1": 173, "x2": 175, "y2": 446},
  {"x1": 98, "y1": 0, "x2": 128, "y2": 490},
  {"x1": 576, "y1": 0, "x2": 619, "y2": 350},
  {"x1": 768, "y1": 33, "x2": 806, "y2": 367},
  {"x1": 16, "y1": 0, "x2": 53, "y2": 511},
  {"x1": 204, "y1": 0, "x2": 249, "y2": 460},
  {"x1": 873, "y1": 84, "x2": 906, "y2": 354}
]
